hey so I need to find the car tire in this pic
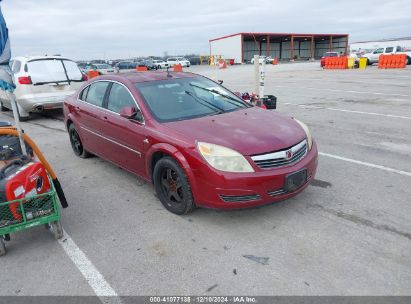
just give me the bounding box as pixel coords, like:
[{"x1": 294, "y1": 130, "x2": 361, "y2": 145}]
[
  {"x1": 0, "y1": 236, "x2": 6, "y2": 256},
  {"x1": 68, "y1": 124, "x2": 90, "y2": 158},
  {"x1": 153, "y1": 156, "x2": 196, "y2": 215},
  {"x1": 407, "y1": 56, "x2": 411, "y2": 65},
  {"x1": 367, "y1": 59, "x2": 371, "y2": 65},
  {"x1": 0, "y1": 102, "x2": 9, "y2": 112},
  {"x1": 18, "y1": 113, "x2": 29, "y2": 121},
  {"x1": 49, "y1": 221, "x2": 64, "y2": 240},
  {"x1": 13, "y1": 104, "x2": 30, "y2": 121}
]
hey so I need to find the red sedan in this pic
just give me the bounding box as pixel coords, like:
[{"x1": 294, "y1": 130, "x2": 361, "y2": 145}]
[
  {"x1": 320, "y1": 51, "x2": 339, "y2": 67},
  {"x1": 64, "y1": 72, "x2": 318, "y2": 214}
]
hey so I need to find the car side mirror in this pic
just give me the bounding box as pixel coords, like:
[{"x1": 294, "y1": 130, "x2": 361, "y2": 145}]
[
  {"x1": 120, "y1": 106, "x2": 144, "y2": 122},
  {"x1": 120, "y1": 106, "x2": 137, "y2": 119}
]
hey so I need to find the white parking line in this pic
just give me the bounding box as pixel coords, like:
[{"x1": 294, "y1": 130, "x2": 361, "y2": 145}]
[
  {"x1": 269, "y1": 78, "x2": 411, "y2": 86},
  {"x1": 283, "y1": 103, "x2": 411, "y2": 120},
  {"x1": 319, "y1": 152, "x2": 411, "y2": 177},
  {"x1": 59, "y1": 229, "x2": 122, "y2": 303},
  {"x1": 274, "y1": 85, "x2": 411, "y2": 98}
]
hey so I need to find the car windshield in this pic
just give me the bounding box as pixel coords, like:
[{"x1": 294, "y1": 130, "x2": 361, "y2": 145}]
[
  {"x1": 27, "y1": 58, "x2": 83, "y2": 84},
  {"x1": 136, "y1": 77, "x2": 247, "y2": 122}
]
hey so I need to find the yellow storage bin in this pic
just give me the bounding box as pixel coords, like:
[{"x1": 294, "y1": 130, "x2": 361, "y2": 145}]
[
  {"x1": 347, "y1": 57, "x2": 355, "y2": 69},
  {"x1": 359, "y1": 58, "x2": 367, "y2": 69}
]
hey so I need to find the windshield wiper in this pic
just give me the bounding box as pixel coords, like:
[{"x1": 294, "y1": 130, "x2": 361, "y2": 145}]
[
  {"x1": 189, "y1": 83, "x2": 251, "y2": 108},
  {"x1": 184, "y1": 90, "x2": 224, "y2": 115}
]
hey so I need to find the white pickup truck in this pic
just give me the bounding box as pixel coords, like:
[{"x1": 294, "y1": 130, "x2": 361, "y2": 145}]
[{"x1": 363, "y1": 46, "x2": 411, "y2": 65}]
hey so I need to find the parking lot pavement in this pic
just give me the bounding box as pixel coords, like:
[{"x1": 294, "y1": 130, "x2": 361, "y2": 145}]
[{"x1": 0, "y1": 62, "x2": 410, "y2": 297}]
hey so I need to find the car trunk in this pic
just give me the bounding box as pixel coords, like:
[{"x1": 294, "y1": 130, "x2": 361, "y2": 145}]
[{"x1": 23, "y1": 58, "x2": 83, "y2": 106}]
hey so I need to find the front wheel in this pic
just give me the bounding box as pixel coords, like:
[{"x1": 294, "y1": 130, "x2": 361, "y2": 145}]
[
  {"x1": 68, "y1": 124, "x2": 90, "y2": 158},
  {"x1": 153, "y1": 157, "x2": 196, "y2": 215},
  {"x1": 407, "y1": 56, "x2": 411, "y2": 65}
]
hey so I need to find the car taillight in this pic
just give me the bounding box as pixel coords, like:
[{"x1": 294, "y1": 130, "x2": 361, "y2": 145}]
[
  {"x1": 18, "y1": 76, "x2": 32, "y2": 85},
  {"x1": 82, "y1": 74, "x2": 88, "y2": 81}
]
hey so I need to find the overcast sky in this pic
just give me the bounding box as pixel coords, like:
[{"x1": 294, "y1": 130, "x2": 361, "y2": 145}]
[{"x1": 2, "y1": 0, "x2": 410, "y2": 60}]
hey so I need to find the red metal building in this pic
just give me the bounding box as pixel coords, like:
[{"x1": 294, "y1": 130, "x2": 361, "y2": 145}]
[{"x1": 209, "y1": 32, "x2": 349, "y2": 63}]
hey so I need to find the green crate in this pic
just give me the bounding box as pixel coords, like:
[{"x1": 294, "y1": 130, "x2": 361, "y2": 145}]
[{"x1": 0, "y1": 184, "x2": 60, "y2": 236}]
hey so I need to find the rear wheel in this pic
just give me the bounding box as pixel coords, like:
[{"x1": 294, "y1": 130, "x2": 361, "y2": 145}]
[
  {"x1": 153, "y1": 157, "x2": 195, "y2": 215},
  {"x1": 407, "y1": 56, "x2": 411, "y2": 65},
  {"x1": 14, "y1": 104, "x2": 30, "y2": 121},
  {"x1": 0, "y1": 237, "x2": 6, "y2": 256},
  {"x1": 68, "y1": 124, "x2": 90, "y2": 158},
  {"x1": 49, "y1": 221, "x2": 64, "y2": 240},
  {"x1": 0, "y1": 102, "x2": 9, "y2": 112}
]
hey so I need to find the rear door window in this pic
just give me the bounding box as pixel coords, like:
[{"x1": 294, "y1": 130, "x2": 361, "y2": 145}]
[
  {"x1": 107, "y1": 83, "x2": 136, "y2": 113},
  {"x1": 26, "y1": 59, "x2": 82, "y2": 84},
  {"x1": 79, "y1": 85, "x2": 90, "y2": 101},
  {"x1": 85, "y1": 81, "x2": 110, "y2": 107},
  {"x1": 385, "y1": 47, "x2": 394, "y2": 53}
]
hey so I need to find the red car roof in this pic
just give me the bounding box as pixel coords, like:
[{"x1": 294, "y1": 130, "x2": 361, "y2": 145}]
[{"x1": 102, "y1": 71, "x2": 197, "y2": 83}]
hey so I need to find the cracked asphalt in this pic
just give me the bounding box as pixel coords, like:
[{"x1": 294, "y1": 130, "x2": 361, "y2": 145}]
[{"x1": 0, "y1": 62, "x2": 410, "y2": 296}]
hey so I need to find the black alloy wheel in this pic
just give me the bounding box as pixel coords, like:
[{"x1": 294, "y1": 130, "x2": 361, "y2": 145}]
[
  {"x1": 153, "y1": 157, "x2": 195, "y2": 215},
  {"x1": 68, "y1": 124, "x2": 90, "y2": 158}
]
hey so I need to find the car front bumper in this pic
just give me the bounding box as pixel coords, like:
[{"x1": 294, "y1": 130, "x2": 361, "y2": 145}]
[{"x1": 191, "y1": 142, "x2": 318, "y2": 209}]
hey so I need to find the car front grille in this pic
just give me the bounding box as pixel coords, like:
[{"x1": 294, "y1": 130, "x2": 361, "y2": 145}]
[
  {"x1": 219, "y1": 194, "x2": 261, "y2": 203},
  {"x1": 251, "y1": 139, "x2": 307, "y2": 169}
]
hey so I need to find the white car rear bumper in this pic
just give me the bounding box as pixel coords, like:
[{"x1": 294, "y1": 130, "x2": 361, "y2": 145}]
[{"x1": 5, "y1": 91, "x2": 75, "y2": 111}]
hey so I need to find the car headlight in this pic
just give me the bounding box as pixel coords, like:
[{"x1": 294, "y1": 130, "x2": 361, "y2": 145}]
[
  {"x1": 196, "y1": 142, "x2": 254, "y2": 173},
  {"x1": 294, "y1": 119, "x2": 313, "y2": 150}
]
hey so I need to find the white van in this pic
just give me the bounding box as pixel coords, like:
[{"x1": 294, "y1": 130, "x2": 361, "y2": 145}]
[{"x1": 0, "y1": 55, "x2": 86, "y2": 120}]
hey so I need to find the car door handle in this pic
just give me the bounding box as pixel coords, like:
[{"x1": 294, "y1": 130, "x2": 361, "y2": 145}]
[{"x1": 103, "y1": 116, "x2": 108, "y2": 120}]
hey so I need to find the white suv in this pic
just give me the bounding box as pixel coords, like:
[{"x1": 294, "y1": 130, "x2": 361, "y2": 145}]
[
  {"x1": 0, "y1": 55, "x2": 85, "y2": 120},
  {"x1": 167, "y1": 57, "x2": 190, "y2": 67}
]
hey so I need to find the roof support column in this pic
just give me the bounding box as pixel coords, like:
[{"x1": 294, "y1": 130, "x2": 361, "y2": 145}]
[
  {"x1": 241, "y1": 33, "x2": 244, "y2": 63},
  {"x1": 310, "y1": 35, "x2": 315, "y2": 60},
  {"x1": 345, "y1": 35, "x2": 348, "y2": 55},
  {"x1": 266, "y1": 35, "x2": 270, "y2": 57},
  {"x1": 290, "y1": 35, "x2": 294, "y2": 61},
  {"x1": 329, "y1": 35, "x2": 333, "y2": 52}
]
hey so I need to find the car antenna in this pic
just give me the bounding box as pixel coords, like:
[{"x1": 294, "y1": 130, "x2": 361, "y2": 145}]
[{"x1": 166, "y1": 66, "x2": 172, "y2": 78}]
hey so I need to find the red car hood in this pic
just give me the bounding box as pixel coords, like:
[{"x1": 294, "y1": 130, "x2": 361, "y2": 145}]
[{"x1": 164, "y1": 107, "x2": 306, "y2": 155}]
